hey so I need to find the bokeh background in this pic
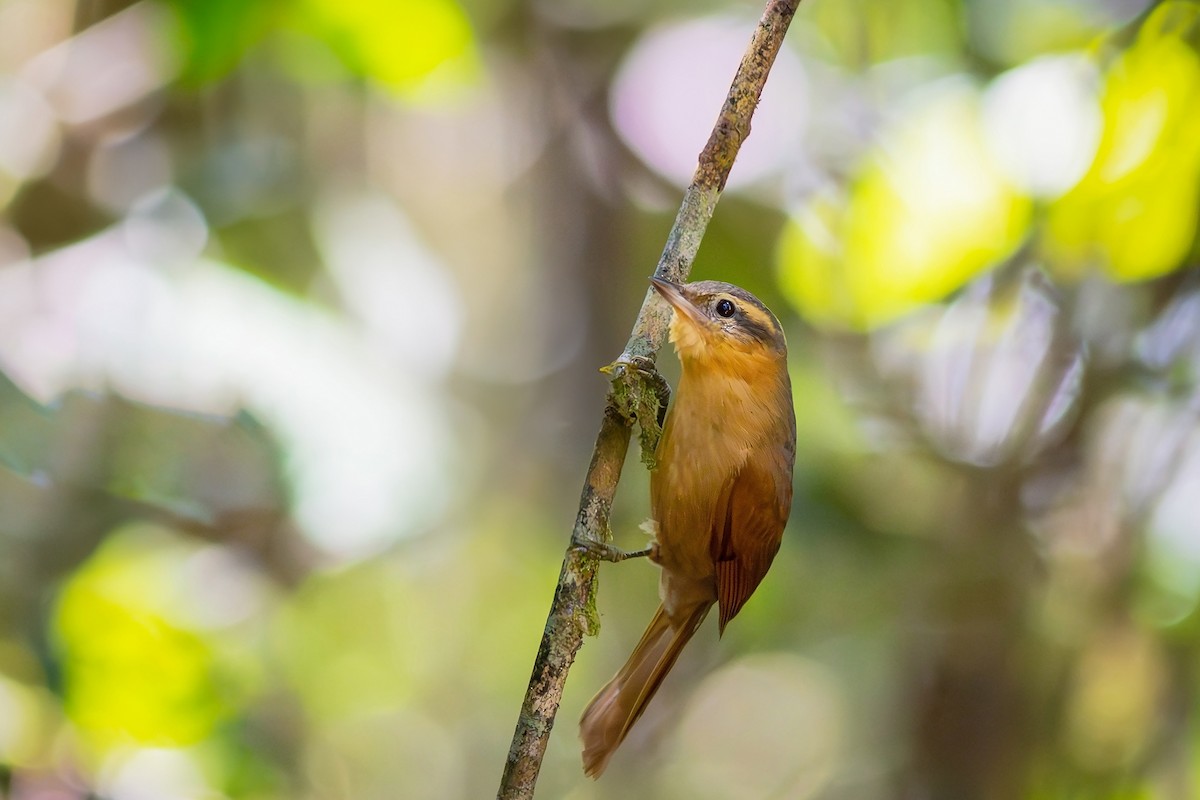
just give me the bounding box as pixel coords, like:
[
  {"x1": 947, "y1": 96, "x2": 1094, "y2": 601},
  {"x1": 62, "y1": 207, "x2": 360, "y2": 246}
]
[{"x1": 0, "y1": 0, "x2": 1199, "y2": 798}]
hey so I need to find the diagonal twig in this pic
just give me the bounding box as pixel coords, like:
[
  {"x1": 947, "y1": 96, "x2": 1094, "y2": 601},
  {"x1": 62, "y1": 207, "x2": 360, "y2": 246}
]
[{"x1": 498, "y1": 2, "x2": 801, "y2": 797}]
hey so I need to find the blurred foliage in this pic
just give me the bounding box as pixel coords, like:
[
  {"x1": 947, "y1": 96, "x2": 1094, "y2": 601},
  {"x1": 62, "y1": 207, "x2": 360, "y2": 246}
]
[
  {"x1": 1047, "y1": 3, "x2": 1200, "y2": 281},
  {"x1": 166, "y1": 0, "x2": 479, "y2": 95},
  {"x1": 167, "y1": 0, "x2": 279, "y2": 84},
  {"x1": 780, "y1": 2, "x2": 1200, "y2": 329},
  {"x1": 1, "y1": 0, "x2": 1200, "y2": 799},
  {"x1": 778, "y1": 81, "x2": 1032, "y2": 329}
]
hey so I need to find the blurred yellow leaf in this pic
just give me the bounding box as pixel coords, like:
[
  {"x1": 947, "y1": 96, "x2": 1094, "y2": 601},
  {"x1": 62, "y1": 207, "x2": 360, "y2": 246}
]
[
  {"x1": 778, "y1": 82, "x2": 1030, "y2": 330},
  {"x1": 53, "y1": 528, "x2": 229, "y2": 748},
  {"x1": 1046, "y1": 2, "x2": 1200, "y2": 281},
  {"x1": 294, "y1": 0, "x2": 478, "y2": 99},
  {"x1": 1065, "y1": 625, "x2": 1165, "y2": 770}
]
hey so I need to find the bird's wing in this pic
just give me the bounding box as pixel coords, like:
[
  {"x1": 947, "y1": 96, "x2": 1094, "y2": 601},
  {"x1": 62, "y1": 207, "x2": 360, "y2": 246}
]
[{"x1": 710, "y1": 443, "x2": 792, "y2": 634}]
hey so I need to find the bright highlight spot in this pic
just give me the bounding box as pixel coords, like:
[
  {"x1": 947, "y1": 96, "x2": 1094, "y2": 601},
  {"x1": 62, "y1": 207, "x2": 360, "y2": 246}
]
[
  {"x1": 778, "y1": 80, "x2": 1030, "y2": 329},
  {"x1": 98, "y1": 746, "x2": 216, "y2": 800},
  {"x1": 610, "y1": 15, "x2": 808, "y2": 189},
  {"x1": 0, "y1": 207, "x2": 459, "y2": 557},
  {"x1": 873, "y1": 269, "x2": 1085, "y2": 467},
  {"x1": 0, "y1": 77, "x2": 60, "y2": 187},
  {"x1": 21, "y1": 2, "x2": 178, "y2": 124},
  {"x1": 1148, "y1": 427, "x2": 1200, "y2": 589},
  {"x1": 313, "y1": 189, "x2": 461, "y2": 378},
  {"x1": 123, "y1": 187, "x2": 209, "y2": 267},
  {"x1": 982, "y1": 55, "x2": 1103, "y2": 197}
]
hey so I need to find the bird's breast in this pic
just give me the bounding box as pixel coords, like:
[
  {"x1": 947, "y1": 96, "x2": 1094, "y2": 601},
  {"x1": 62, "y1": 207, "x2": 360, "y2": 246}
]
[{"x1": 650, "y1": 368, "x2": 778, "y2": 580}]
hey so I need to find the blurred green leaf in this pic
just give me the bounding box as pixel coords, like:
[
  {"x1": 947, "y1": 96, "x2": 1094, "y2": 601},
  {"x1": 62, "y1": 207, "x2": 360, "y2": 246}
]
[
  {"x1": 803, "y1": 0, "x2": 960, "y2": 64},
  {"x1": 275, "y1": 561, "x2": 421, "y2": 722},
  {"x1": 0, "y1": 372, "x2": 52, "y2": 476},
  {"x1": 969, "y1": 0, "x2": 1112, "y2": 66},
  {"x1": 164, "y1": 0, "x2": 480, "y2": 96},
  {"x1": 291, "y1": 0, "x2": 479, "y2": 99},
  {"x1": 166, "y1": 0, "x2": 282, "y2": 85}
]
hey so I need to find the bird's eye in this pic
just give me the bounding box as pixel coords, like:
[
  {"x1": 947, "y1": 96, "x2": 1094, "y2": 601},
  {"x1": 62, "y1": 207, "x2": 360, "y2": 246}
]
[{"x1": 715, "y1": 298, "x2": 736, "y2": 318}]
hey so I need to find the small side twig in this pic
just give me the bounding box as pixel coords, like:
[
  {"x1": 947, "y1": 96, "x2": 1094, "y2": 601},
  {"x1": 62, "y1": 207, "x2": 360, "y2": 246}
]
[{"x1": 498, "y1": 3, "x2": 800, "y2": 797}]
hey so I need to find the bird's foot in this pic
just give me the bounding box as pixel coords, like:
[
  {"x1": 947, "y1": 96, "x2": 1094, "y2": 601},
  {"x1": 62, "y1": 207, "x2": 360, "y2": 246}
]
[
  {"x1": 572, "y1": 531, "x2": 655, "y2": 563},
  {"x1": 601, "y1": 354, "x2": 671, "y2": 467},
  {"x1": 623, "y1": 355, "x2": 671, "y2": 426}
]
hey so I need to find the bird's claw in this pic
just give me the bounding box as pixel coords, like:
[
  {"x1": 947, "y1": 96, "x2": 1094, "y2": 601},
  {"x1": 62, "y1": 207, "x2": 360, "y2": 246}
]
[
  {"x1": 612, "y1": 355, "x2": 668, "y2": 398},
  {"x1": 624, "y1": 354, "x2": 655, "y2": 375},
  {"x1": 603, "y1": 354, "x2": 671, "y2": 466},
  {"x1": 572, "y1": 533, "x2": 654, "y2": 563},
  {"x1": 629, "y1": 357, "x2": 670, "y2": 420}
]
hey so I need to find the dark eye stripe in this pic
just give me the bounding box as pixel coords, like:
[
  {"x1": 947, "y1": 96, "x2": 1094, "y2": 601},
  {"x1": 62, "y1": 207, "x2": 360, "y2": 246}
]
[
  {"x1": 739, "y1": 305, "x2": 778, "y2": 333},
  {"x1": 739, "y1": 316, "x2": 774, "y2": 344}
]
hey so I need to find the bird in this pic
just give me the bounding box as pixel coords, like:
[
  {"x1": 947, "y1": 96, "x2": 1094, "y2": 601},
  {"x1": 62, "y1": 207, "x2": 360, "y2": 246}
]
[{"x1": 579, "y1": 277, "x2": 796, "y2": 777}]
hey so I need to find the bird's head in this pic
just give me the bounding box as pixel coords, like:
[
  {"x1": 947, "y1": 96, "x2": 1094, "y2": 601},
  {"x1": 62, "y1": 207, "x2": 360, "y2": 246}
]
[{"x1": 650, "y1": 278, "x2": 787, "y2": 371}]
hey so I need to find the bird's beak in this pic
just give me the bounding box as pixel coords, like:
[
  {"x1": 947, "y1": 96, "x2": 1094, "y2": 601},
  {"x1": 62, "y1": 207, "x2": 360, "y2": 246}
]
[{"x1": 651, "y1": 277, "x2": 708, "y2": 329}]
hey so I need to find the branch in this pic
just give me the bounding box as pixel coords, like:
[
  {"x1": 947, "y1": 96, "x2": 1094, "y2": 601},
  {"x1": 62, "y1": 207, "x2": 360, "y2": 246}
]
[{"x1": 498, "y1": 2, "x2": 801, "y2": 797}]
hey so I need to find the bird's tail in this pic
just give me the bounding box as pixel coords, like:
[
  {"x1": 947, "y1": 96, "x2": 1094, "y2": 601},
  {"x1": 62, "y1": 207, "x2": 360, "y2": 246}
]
[{"x1": 579, "y1": 602, "x2": 710, "y2": 778}]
